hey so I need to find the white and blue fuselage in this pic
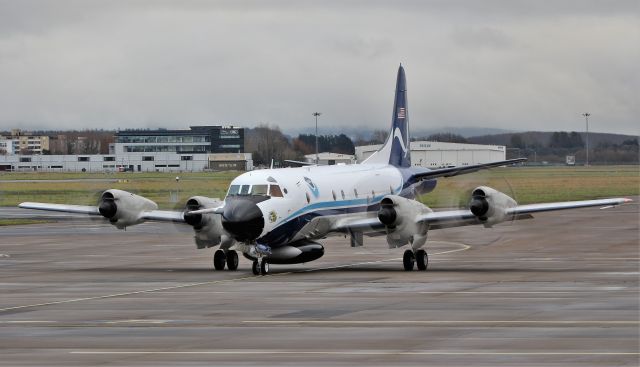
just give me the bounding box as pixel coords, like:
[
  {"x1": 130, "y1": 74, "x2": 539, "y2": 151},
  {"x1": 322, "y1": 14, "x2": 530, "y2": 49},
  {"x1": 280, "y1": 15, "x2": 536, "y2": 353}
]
[{"x1": 226, "y1": 163, "x2": 436, "y2": 247}]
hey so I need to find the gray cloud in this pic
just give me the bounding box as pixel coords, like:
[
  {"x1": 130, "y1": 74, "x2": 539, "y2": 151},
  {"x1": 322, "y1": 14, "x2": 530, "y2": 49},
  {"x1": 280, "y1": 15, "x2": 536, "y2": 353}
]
[{"x1": 0, "y1": 0, "x2": 638, "y2": 135}]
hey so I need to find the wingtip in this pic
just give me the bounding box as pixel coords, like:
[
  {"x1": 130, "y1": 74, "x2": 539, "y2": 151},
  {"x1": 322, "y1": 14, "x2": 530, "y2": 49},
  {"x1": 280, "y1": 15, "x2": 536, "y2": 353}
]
[{"x1": 623, "y1": 198, "x2": 633, "y2": 203}]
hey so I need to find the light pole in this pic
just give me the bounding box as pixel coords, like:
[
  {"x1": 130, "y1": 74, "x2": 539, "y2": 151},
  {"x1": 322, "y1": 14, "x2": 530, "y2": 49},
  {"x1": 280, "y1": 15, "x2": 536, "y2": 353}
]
[
  {"x1": 312, "y1": 112, "x2": 322, "y2": 164},
  {"x1": 582, "y1": 112, "x2": 590, "y2": 166}
]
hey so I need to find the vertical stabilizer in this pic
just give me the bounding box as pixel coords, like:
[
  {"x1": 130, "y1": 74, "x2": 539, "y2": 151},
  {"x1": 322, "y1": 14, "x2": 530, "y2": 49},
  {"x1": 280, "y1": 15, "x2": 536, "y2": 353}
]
[{"x1": 362, "y1": 65, "x2": 411, "y2": 167}]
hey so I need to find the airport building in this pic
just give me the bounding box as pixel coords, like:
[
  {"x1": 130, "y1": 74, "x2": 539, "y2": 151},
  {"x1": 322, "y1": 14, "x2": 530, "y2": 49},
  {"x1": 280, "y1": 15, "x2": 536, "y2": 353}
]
[
  {"x1": 355, "y1": 141, "x2": 506, "y2": 167},
  {"x1": 303, "y1": 152, "x2": 356, "y2": 165},
  {"x1": 0, "y1": 129, "x2": 50, "y2": 155},
  {"x1": 113, "y1": 125, "x2": 244, "y2": 154},
  {"x1": 0, "y1": 152, "x2": 253, "y2": 173}
]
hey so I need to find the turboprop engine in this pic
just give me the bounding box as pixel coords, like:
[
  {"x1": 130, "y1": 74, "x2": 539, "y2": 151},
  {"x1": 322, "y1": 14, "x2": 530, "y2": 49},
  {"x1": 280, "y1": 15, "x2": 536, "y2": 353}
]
[
  {"x1": 468, "y1": 186, "x2": 517, "y2": 226},
  {"x1": 377, "y1": 195, "x2": 430, "y2": 248},
  {"x1": 98, "y1": 189, "x2": 158, "y2": 229},
  {"x1": 183, "y1": 196, "x2": 231, "y2": 249}
]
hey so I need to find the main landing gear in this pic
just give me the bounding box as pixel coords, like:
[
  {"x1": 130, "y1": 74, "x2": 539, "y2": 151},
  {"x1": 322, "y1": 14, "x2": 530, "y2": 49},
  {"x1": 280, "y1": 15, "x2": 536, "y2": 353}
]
[
  {"x1": 252, "y1": 258, "x2": 270, "y2": 276},
  {"x1": 212, "y1": 249, "x2": 239, "y2": 271},
  {"x1": 403, "y1": 249, "x2": 428, "y2": 271}
]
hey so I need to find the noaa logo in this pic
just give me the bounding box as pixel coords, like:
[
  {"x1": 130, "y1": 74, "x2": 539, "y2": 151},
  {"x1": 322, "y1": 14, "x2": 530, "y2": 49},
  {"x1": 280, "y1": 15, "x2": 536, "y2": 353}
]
[
  {"x1": 303, "y1": 177, "x2": 320, "y2": 197},
  {"x1": 268, "y1": 210, "x2": 277, "y2": 223}
]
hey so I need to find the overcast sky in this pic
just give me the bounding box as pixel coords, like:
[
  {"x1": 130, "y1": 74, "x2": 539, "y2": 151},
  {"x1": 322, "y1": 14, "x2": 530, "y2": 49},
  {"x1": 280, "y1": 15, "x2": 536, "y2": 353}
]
[{"x1": 0, "y1": 0, "x2": 638, "y2": 135}]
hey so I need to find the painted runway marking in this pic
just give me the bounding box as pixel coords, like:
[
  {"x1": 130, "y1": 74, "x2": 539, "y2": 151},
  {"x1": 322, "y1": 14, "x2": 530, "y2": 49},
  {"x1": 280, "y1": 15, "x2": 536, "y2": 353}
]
[
  {"x1": 0, "y1": 276, "x2": 258, "y2": 313},
  {"x1": 243, "y1": 320, "x2": 640, "y2": 325},
  {"x1": 69, "y1": 350, "x2": 640, "y2": 356},
  {"x1": 0, "y1": 243, "x2": 470, "y2": 313}
]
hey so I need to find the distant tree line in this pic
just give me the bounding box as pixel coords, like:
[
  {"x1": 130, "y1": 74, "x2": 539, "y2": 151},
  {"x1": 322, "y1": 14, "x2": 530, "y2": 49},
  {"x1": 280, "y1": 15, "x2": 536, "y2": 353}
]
[{"x1": 506, "y1": 131, "x2": 638, "y2": 164}]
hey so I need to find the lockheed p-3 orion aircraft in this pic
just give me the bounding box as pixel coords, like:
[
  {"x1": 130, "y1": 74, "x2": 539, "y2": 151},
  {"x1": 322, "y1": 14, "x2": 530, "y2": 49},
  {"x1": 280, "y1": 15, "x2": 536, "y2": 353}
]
[{"x1": 20, "y1": 66, "x2": 631, "y2": 275}]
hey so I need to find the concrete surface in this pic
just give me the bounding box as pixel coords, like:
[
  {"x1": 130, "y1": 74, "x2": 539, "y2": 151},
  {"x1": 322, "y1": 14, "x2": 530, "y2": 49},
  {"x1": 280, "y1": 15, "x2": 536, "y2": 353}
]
[{"x1": 0, "y1": 201, "x2": 638, "y2": 366}]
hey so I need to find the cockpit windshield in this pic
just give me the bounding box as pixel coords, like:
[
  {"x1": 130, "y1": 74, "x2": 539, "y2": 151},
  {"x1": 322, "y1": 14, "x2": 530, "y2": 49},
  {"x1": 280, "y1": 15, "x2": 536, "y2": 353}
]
[{"x1": 226, "y1": 184, "x2": 284, "y2": 198}]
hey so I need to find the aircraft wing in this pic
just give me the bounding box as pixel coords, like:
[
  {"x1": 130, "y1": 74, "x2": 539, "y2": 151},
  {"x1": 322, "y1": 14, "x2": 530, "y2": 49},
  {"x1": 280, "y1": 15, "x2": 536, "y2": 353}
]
[
  {"x1": 19, "y1": 202, "x2": 101, "y2": 215},
  {"x1": 19, "y1": 202, "x2": 187, "y2": 223},
  {"x1": 331, "y1": 197, "x2": 630, "y2": 233},
  {"x1": 408, "y1": 158, "x2": 527, "y2": 181},
  {"x1": 141, "y1": 210, "x2": 186, "y2": 222}
]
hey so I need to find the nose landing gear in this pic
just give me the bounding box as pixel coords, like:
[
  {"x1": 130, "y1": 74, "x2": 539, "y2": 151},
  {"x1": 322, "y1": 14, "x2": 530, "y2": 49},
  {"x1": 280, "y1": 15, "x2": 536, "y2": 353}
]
[{"x1": 252, "y1": 258, "x2": 270, "y2": 276}]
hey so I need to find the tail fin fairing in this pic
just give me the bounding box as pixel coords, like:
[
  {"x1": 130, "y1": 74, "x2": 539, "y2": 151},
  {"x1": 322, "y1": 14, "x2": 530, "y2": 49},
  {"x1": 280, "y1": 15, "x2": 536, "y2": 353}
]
[{"x1": 362, "y1": 65, "x2": 411, "y2": 168}]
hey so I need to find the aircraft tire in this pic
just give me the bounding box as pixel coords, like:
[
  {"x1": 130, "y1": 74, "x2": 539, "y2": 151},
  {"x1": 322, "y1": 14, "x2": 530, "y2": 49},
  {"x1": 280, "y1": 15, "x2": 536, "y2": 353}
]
[
  {"x1": 226, "y1": 250, "x2": 239, "y2": 271},
  {"x1": 213, "y1": 249, "x2": 226, "y2": 271},
  {"x1": 260, "y1": 259, "x2": 270, "y2": 276},
  {"x1": 403, "y1": 249, "x2": 415, "y2": 271},
  {"x1": 416, "y1": 249, "x2": 428, "y2": 271},
  {"x1": 252, "y1": 261, "x2": 260, "y2": 275}
]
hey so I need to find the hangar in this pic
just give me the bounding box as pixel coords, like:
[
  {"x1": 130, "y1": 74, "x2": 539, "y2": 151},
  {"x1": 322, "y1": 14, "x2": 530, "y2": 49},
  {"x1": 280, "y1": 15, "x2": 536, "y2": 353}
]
[{"x1": 355, "y1": 141, "x2": 506, "y2": 168}]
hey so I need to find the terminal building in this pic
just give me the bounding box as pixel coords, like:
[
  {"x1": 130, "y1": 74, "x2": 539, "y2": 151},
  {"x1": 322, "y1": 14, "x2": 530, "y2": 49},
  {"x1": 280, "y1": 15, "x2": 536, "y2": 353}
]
[
  {"x1": 113, "y1": 126, "x2": 243, "y2": 154},
  {"x1": 355, "y1": 141, "x2": 506, "y2": 167}
]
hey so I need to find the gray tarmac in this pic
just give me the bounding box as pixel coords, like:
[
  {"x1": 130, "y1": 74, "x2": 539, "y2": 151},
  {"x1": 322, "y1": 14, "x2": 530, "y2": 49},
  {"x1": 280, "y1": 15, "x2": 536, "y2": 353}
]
[{"x1": 0, "y1": 201, "x2": 638, "y2": 366}]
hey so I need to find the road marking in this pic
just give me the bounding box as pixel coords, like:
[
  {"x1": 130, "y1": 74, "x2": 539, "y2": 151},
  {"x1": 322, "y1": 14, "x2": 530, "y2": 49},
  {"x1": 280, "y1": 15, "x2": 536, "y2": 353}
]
[
  {"x1": 0, "y1": 275, "x2": 258, "y2": 313},
  {"x1": 0, "y1": 243, "x2": 470, "y2": 312},
  {"x1": 69, "y1": 350, "x2": 640, "y2": 356},
  {"x1": 243, "y1": 320, "x2": 639, "y2": 325},
  {"x1": 418, "y1": 291, "x2": 635, "y2": 294}
]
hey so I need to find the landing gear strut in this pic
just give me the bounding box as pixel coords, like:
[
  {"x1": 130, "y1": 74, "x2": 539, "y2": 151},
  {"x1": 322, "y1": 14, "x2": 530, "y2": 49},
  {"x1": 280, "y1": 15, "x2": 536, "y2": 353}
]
[{"x1": 403, "y1": 249, "x2": 429, "y2": 271}]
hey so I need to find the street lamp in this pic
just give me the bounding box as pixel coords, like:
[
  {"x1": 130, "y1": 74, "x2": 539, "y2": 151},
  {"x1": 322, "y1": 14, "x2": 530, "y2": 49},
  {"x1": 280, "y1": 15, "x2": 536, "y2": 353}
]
[
  {"x1": 582, "y1": 112, "x2": 590, "y2": 166},
  {"x1": 312, "y1": 112, "x2": 322, "y2": 164}
]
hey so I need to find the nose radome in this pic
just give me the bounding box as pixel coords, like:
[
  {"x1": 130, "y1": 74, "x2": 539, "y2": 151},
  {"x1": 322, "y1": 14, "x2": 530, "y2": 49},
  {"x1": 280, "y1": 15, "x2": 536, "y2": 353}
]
[{"x1": 221, "y1": 199, "x2": 264, "y2": 242}]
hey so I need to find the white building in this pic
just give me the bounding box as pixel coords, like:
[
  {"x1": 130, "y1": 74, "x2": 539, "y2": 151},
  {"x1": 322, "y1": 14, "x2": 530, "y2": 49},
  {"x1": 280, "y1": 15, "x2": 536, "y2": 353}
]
[
  {"x1": 303, "y1": 152, "x2": 356, "y2": 165},
  {"x1": 0, "y1": 138, "x2": 19, "y2": 155},
  {"x1": 355, "y1": 141, "x2": 506, "y2": 168},
  {"x1": 0, "y1": 152, "x2": 253, "y2": 172}
]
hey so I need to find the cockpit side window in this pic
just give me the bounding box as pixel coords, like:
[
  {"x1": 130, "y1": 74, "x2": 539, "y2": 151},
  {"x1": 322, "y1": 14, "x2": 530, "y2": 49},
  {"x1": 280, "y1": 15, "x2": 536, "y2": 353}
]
[
  {"x1": 252, "y1": 184, "x2": 268, "y2": 195},
  {"x1": 269, "y1": 184, "x2": 284, "y2": 197}
]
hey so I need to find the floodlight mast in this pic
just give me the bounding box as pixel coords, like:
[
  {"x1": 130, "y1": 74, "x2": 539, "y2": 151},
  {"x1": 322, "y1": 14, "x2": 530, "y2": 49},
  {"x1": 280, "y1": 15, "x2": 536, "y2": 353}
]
[
  {"x1": 582, "y1": 112, "x2": 590, "y2": 166},
  {"x1": 312, "y1": 112, "x2": 322, "y2": 164}
]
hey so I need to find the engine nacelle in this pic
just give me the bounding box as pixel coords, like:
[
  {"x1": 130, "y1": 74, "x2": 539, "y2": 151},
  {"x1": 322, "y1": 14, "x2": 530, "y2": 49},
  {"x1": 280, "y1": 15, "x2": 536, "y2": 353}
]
[
  {"x1": 469, "y1": 186, "x2": 517, "y2": 226},
  {"x1": 98, "y1": 189, "x2": 158, "y2": 229},
  {"x1": 184, "y1": 196, "x2": 229, "y2": 249},
  {"x1": 377, "y1": 195, "x2": 430, "y2": 248}
]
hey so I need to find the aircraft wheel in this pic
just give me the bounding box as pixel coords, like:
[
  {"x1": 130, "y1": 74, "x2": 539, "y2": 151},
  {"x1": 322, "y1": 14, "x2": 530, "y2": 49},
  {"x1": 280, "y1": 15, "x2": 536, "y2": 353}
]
[
  {"x1": 226, "y1": 250, "x2": 239, "y2": 271},
  {"x1": 252, "y1": 261, "x2": 260, "y2": 275},
  {"x1": 416, "y1": 249, "x2": 428, "y2": 271},
  {"x1": 213, "y1": 249, "x2": 226, "y2": 271},
  {"x1": 260, "y1": 259, "x2": 270, "y2": 276},
  {"x1": 402, "y1": 249, "x2": 415, "y2": 271}
]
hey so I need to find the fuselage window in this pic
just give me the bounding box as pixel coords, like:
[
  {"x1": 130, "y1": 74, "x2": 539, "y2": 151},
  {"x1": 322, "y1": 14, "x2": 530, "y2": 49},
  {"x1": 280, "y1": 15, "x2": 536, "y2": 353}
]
[
  {"x1": 228, "y1": 185, "x2": 240, "y2": 196},
  {"x1": 240, "y1": 185, "x2": 251, "y2": 195},
  {"x1": 354, "y1": 188, "x2": 358, "y2": 198},
  {"x1": 269, "y1": 185, "x2": 284, "y2": 197},
  {"x1": 252, "y1": 184, "x2": 268, "y2": 195},
  {"x1": 341, "y1": 190, "x2": 345, "y2": 199},
  {"x1": 283, "y1": 188, "x2": 288, "y2": 194},
  {"x1": 371, "y1": 190, "x2": 375, "y2": 197},
  {"x1": 332, "y1": 190, "x2": 337, "y2": 201},
  {"x1": 305, "y1": 192, "x2": 311, "y2": 204}
]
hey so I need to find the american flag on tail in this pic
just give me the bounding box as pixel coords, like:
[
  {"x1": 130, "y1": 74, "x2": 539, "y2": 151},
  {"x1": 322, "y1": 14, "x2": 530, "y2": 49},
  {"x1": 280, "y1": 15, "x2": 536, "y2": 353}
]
[{"x1": 397, "y1": 107, "x2": 406, "y2": 119}]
